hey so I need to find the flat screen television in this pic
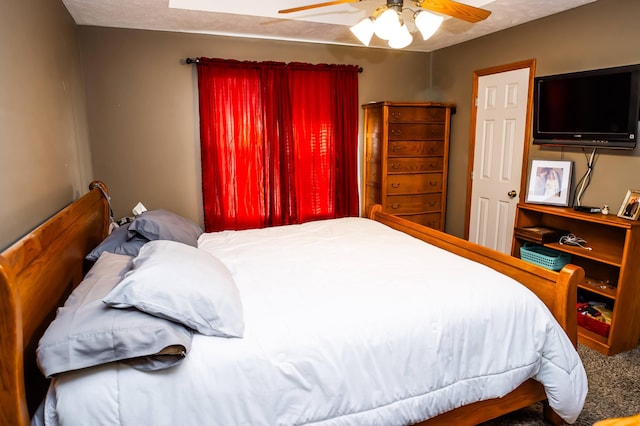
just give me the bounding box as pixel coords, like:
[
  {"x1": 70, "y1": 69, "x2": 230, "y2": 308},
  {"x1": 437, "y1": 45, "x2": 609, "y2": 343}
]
[{"x1": 533, "y1": 64, "x2": 640, "y2": 150}]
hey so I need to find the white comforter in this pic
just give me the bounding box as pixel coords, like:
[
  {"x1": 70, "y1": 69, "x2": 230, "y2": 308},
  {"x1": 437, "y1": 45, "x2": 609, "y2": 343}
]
[{"x1": 43, "y1": 217, "x2": 587, "y2": 425}]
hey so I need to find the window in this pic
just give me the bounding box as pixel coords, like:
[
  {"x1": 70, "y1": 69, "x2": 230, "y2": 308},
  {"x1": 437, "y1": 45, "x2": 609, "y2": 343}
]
[{"x1": 196, "y1": 58, "x2": 360, "y2": 231}]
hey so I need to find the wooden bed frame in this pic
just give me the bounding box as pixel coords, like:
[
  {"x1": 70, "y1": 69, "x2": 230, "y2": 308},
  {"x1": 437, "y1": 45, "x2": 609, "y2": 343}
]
[{"x1": 0, "y1": 182, "x2": 584, "y2": 426}]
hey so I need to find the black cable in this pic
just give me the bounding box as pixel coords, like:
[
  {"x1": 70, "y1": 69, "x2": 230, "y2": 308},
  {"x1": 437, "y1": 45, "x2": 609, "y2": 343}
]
[{"x1": 572, "y1": 148, "x2": 598, "y2": 206}]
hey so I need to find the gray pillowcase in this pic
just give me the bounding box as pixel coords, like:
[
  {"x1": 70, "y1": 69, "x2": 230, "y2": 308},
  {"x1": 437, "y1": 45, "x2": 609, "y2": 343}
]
[
  {"x1": 85, "y1": 224, "x2": 149, "y2": 261},
  {"x1": 103, "y1": 240, "x2": 244, "y2": 338},
  {"x1": 37, "y1": 252, "x2": 193, "y2": 378},
  {"x1": 127, "y1": 209, "x2": 202, "y2": 247}
]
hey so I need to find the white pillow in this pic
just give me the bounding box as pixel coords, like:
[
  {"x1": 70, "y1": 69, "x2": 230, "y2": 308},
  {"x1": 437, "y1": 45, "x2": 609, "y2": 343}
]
[
  {"x1": 127, "y1": 209, "x2": 202, "y2": 247},
  {"x1": 85, "y1": 224, "x2": 149, "y2": 261},
  {"x1": 104, "y1": 240, "x2": 244, "y2": 337},
  {"x1": 37, "y1": 252, "x2": 193, "y2": 378}
]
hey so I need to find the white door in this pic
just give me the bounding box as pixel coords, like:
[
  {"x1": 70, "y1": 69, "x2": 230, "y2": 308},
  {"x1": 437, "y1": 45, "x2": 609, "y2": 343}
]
[{"x1": 468, "y1": 66, "x2": 531, "y2": 254}]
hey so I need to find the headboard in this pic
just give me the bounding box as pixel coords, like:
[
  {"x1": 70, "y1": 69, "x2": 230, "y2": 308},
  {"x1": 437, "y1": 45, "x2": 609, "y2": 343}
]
[{"x1": 0, "y1": 181, "x2": 110, "y2": 426}]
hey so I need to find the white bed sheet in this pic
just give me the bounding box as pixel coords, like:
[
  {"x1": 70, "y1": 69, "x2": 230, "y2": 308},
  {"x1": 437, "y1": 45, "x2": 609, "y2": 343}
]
[{"x1": 43, "y1": 217, "x2": 587, "y2": 425}]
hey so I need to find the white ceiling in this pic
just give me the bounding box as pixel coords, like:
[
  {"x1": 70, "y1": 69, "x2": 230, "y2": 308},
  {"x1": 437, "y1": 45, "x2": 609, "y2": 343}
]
[{"x1": 61, "y1": 0, "x2": 598, "y2": 52}]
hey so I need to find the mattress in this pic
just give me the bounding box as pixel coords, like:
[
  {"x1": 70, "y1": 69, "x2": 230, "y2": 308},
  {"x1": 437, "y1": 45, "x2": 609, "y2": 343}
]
[{"x1": 41, "y1": 217, "x2": 587, "y2": 425}]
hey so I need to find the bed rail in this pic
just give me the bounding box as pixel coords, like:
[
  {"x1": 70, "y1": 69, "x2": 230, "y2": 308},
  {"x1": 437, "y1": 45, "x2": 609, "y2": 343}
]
[
  {"x1": 368, "y1": 206, "x2": 584, "y2": 425},
  {"x1": 368, "y1": 205, "x2": 583, "y2": 343}
]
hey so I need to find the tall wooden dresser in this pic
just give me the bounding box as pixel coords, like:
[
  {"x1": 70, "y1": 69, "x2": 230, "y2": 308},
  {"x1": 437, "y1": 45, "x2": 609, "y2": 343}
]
[{"x1": 362, "y1": 102, "x2": 455, "y2": 230}]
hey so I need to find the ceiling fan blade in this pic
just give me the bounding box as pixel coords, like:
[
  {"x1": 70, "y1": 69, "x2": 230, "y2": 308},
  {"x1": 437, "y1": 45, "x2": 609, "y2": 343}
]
[
  {"x1": 419, "y1": 0, "x2": 491, "y2": 23},
  {"x1": 279, "y1": 0, "x2": 361, "y2": 14}
]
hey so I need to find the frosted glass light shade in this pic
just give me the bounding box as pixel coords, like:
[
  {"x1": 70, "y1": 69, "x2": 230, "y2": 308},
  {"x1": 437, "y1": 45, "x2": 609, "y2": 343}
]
[
  {"x1": 350, "y1": 18, "x2": 375, "y2": 46},
  {"x1": 414, "y1": 10, "x2": 443, "y2": 40},
  {"x1": 374, "y1": 8, "x2": 400, "y2": 41},
  {"x1": 388, "y1": 24, "x2": 412, "y2": 49}
]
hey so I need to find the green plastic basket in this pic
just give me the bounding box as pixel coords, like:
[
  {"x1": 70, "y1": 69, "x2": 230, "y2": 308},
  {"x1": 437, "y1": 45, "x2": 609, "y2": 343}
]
[{"x1": 520, "y1": 243, "x2": 571, "y2": 271}]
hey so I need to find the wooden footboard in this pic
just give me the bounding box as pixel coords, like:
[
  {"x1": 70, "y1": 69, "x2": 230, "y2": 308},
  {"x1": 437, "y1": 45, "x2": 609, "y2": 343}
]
[
  {"x1": 0, "y1": 182, "x2": 110, "y2": 426},
  {"x1": 369, "y1": 205, "x2": 585, "y2": 425}
]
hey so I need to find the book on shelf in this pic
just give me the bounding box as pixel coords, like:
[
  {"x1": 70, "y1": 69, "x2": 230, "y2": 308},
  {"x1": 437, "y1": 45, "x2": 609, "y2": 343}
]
[{"x1": 514, "y1": 226, "x2": 568, "y2": 244}]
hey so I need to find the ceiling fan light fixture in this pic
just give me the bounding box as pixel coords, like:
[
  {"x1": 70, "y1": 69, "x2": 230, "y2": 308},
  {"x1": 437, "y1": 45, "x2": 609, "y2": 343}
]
[
  {"x1": 373, "y1": 8, "x2": 400, "y2": 41},
  {"x1": 388, "y1": 23, "x2": 412, "y2": 49},
  {"x1": 350, "y1": 17, "x2": 375, "y2": 46},
  {"x1": 280, "y1": 0, "x2": 491, "y2": 50},
  {"x1": 414, "y1": 10, "x2": 444, "y2": 41}
]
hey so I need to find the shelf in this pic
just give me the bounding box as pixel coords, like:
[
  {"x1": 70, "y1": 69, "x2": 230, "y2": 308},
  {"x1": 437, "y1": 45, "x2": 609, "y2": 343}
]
[
  {"x1": 578, "y1": 278, "x2": 617, "y2": 299},
  {"x1": 518, "y1": 204, "x2": 640, "y2": 229},
  {"x1": 543, "y1": 242, "x2": 622, "y2": 267},
  {"x1": 578, "y1": 326, "x2": 610, "y2": 352}
]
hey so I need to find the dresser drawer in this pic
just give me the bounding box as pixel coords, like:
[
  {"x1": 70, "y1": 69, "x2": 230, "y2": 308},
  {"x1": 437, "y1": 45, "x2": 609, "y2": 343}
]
[
  {"x1": 398, "y1": 212, "x2": 442, "y2": 229},
  {"x1": 386, "y1": 174, "x2": 443, "y2": 194},
  {"x1": 387, "y1": 158, "x2": 444, "y2": 174},
  {"x1": 388, "y1": 123, "x2": 445, "y2": 140},
  {"x1": 385, "y1": 193, "x2": 442, "y2": 213},
  {"x1": 388, "y1": 107, "x2": 445, "y2": 122},
  {"x1": 388, "y1": 140, "x2": 444, "y2": 157}
]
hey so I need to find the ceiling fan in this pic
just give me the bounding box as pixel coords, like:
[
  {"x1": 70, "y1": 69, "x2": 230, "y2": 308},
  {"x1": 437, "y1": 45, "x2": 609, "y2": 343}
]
[
  {"x1": 279, "y1": 0, "x2": 491, "y2": 24},
  {"x1": 279, "y1": 0, "x2": 491, "y2": 48}
]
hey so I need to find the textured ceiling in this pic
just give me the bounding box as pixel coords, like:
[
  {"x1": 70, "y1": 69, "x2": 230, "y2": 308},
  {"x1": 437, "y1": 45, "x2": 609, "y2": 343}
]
[{"x1": 61, "y1": 0, "x2": 598, "y2": 52}]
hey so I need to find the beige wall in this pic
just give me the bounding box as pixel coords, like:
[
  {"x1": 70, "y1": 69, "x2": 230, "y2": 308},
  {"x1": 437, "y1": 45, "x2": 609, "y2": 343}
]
[
  {"x1": 433, "y1": 0, "x2": 640, "y2": 237},
  {"x1": 0, "y1": 0, "x2": 92, "y2": 250},
  {"x1": 81, "y1": 0, "x2": 640, "y2": 237},
  {"x1": 4, "y1": 0, "x2": 640, "y2": 250},
  {"x1": 78, "y1": 27, "x2": 435, "y2": 224}
]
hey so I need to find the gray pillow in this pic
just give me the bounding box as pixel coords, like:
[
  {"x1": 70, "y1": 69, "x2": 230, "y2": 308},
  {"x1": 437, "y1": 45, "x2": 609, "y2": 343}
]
[
  {"x1": 37, "y1": 252, "x2": 193, "y2": 378},
  {"x1": 104, "y1": 240, "x2": 244, "y2": 337},
  {"x1": 85, "y1": 224, "x2": 149, "y2": 261},
  {"x1": 127, "y1": 209, "x2": 202, "y2": 247}
]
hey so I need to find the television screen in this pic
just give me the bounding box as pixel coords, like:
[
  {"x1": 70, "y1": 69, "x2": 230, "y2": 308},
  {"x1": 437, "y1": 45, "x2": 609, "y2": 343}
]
[{"x1": 533, "y1": 65, "x2": 640, "y2": 149}]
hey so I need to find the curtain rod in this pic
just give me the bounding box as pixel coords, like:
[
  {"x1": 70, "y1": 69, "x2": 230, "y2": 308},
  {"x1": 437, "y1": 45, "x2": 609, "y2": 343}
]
[{"x1": 184, "y1": 58, "x2": 363, "y2": 73}]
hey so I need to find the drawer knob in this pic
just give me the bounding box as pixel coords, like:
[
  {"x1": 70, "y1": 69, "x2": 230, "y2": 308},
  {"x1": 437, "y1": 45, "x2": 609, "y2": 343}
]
[
  {"x1": 391, "y1": 183, "x2": 401, "y2": 188},
  {"x1": 390, "y1": 203, "x2": 401, "y2": 209},
  {"x1": 391, "y1": 163, "x2": 401, "y2": 170},
  {"x1": 391, "y1": 112, "x2": 402, "y2": 119},
  {"x1": 391, "y1": 129, "x2": 402, "y2": 136},
  {"x1": 429, "y1": 201, "x2": 436, "y2": 206},
  {"x1": 430, "y1": 181, "x2": 438, "y2": 186}
]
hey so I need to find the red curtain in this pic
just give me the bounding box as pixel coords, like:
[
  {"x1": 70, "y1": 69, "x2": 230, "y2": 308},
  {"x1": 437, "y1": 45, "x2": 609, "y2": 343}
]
[{"x1": 197, "y1": 58, "x2": 359, "y2": 232}]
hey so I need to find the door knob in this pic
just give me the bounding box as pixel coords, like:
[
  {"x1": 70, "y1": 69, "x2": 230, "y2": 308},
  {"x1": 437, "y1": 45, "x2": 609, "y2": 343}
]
[{"x1": 507, "y1": 190, "x2": 517, "y2": 198}]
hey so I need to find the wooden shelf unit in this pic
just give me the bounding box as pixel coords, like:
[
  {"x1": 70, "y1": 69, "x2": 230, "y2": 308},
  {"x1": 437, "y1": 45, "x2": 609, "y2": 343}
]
[{"x1": 512, "y1": 203, "x2": 640, "y2": 355}]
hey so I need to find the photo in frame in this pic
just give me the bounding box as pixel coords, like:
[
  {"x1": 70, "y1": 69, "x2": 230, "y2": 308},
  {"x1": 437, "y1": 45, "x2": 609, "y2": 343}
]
[
  {"x1": 617, "y1": 189, "x2": 640, "y2": 220},
  {"x1": 525, "y1": 160, "x2": 573, "y2": 206}
]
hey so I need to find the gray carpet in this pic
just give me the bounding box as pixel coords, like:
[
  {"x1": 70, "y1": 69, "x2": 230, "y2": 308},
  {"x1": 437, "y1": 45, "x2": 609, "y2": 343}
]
[{"x1": 480, "y1": 344, "x2": 640, "y2": 425}]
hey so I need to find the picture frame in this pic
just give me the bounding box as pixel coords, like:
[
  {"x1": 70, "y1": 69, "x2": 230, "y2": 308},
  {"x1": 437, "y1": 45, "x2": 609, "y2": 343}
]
[
  {"x1": 617, "y1": 189, "x2": 640, "y2": 220},
  {"x1": 525, "y1": 160, "x2": 573, "y2": 206}
]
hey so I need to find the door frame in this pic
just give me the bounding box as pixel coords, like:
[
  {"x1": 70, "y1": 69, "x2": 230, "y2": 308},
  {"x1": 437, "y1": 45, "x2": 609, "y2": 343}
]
[{"x1": 464, "y1": 59, "x2": 537, "y2": 240}]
